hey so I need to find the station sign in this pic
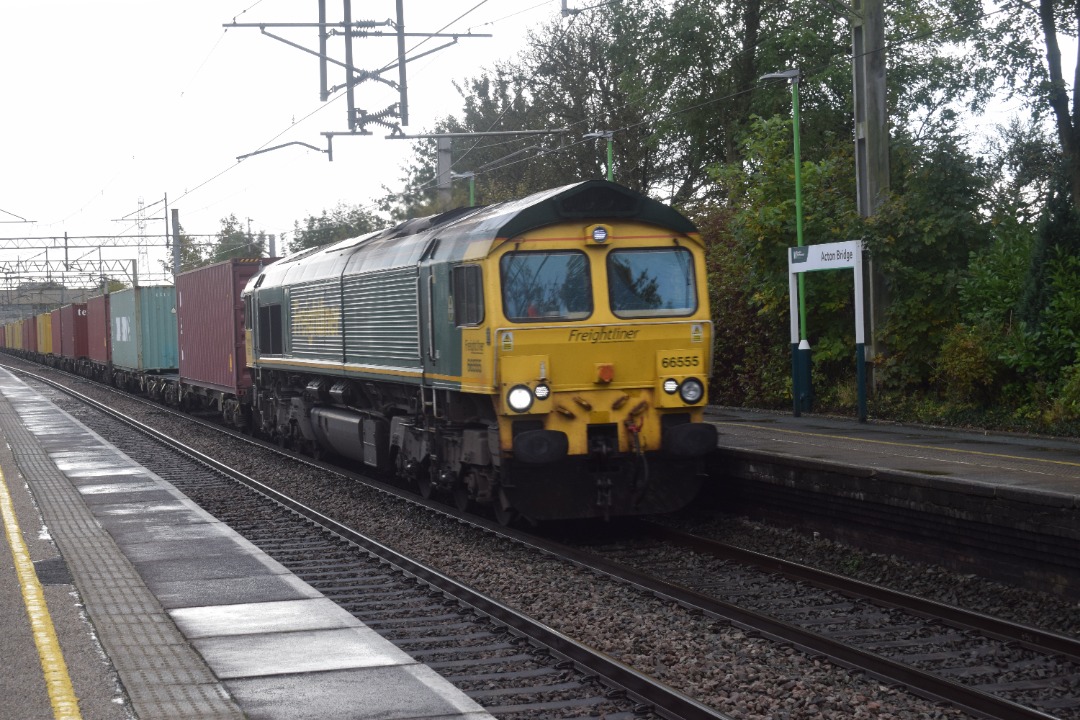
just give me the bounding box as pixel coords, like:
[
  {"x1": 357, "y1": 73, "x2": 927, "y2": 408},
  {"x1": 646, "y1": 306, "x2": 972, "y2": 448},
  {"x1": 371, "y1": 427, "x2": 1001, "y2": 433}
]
[
  {"x1": 787, "y1": 239, "x2": 868, "y2": 421},
  {"x1": 788, "y1": 240, "x2": 859, "y2": 273}
]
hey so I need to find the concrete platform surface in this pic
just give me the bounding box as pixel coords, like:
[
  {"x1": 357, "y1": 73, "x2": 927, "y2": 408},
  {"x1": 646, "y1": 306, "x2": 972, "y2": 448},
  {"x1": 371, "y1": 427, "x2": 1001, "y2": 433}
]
[
  {"x1": 0, "y1": 367, "x2": 493, "y2": 720},
  {"x1": 707, "y1": 406, "x2": 1080, "y2": 506}
]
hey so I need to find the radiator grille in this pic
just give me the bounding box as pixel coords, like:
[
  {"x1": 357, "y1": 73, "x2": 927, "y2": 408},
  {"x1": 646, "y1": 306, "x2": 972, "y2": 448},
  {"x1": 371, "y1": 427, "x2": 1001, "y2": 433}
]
[
  {"x1": 342, "y1": 267, "x2": 421, "y2": 365},
  {"x1": 289, "y1": 281, "x2": 343, "y2": 359}
]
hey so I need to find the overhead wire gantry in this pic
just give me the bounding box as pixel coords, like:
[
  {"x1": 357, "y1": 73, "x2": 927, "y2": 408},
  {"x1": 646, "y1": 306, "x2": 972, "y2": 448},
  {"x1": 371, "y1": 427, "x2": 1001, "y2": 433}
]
[{"x1": 225, "y1": 0, "x2": 490, "y2": 161}]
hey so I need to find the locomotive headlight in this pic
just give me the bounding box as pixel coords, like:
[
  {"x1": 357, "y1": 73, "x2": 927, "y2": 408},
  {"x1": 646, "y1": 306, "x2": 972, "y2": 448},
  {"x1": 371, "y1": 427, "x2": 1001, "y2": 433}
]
[
  {"x1": 534, "y1": 383, "x2": 551, "y2": 400},
  {"x1": 679, "y1": 378, "x2": 705, "y2": 404},
  {"x1": 507, "y1": 385, "x2": 534, "y2": 413},
  {"x1": 662, "y1": 378, "x2": 679, "y2": 394}
]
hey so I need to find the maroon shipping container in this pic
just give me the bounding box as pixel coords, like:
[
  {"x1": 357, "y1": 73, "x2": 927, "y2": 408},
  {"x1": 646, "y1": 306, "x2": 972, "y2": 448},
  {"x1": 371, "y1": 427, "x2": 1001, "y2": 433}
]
[
  {"x1": 23, "y1": 316, "x2": 38, "y2": 353},
  {"x1": 51, "y1": 308, "x2": 62, "y2": 355},
  {"x1": 60, "y1": 303, "x2": 89, "y2": 359},
  {"x1": 177, "y1": 258, "x2": 275, "y2": 394},
  {"x1": 87, "y1": 294, "x2": 111, "y2": 364},
  {"x1": 0, "y1": 325, "x2": 6, "y2": 349}
]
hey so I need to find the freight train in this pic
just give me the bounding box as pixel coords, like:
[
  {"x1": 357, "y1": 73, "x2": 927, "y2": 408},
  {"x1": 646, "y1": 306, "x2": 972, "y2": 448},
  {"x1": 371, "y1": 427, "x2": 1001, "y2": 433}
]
[{"x1": 1, "y1": 180, "x2": 718, "y2": 523}]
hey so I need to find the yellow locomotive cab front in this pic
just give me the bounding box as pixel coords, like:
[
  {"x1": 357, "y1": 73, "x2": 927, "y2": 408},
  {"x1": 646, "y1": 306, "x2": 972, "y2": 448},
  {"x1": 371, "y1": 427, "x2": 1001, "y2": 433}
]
[{"x1": 481, "y1": 217, "x2": 718, "y2": 519}]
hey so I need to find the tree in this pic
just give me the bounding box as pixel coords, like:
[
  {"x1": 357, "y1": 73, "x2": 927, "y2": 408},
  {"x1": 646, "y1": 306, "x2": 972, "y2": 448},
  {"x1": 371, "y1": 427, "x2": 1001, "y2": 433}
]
[
  {"x1": 864, "y1": 128, "x2": 992, "y2": 390},
  {"x1": 709, "y1": 116, "x2": 865, "y2": 405},
  {"x1": 375, "y1": 0, "x2": 1076, "y2": 428},
  {"x1": 289, "y1": 203, "x2": 385, "y2": 254},
  {"x1": 209, "y1": 214, "x2": 266, "y2": 263},
  {"x1": 1036, "y1": 0, "x2": 1080, "y2": 208},
  {"x1": 159, "y1": 218, "x2": 208, "y2": 276}
]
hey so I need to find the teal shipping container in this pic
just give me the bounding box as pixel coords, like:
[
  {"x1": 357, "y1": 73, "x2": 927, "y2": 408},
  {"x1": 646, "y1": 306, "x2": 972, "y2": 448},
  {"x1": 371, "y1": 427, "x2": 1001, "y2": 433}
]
[{"x1": 108, "y1": 286, "x2": 179, "y2": 371}]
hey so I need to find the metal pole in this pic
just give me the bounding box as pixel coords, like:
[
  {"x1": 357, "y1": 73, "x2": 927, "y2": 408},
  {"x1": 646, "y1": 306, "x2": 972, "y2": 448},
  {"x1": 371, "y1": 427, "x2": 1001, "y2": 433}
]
[
  {"x1": 171, "y1": 208, "x2": 181, "y2": 279},
  {"x1": 790, "y1": 72, "x2": 812, "y2": 414},
  {"x1": 854, "y1": 242, "x2": 868, "y2": 422},
  {"x1": 606, "y1": 136, "x2": 614, "y2": 181},
  {"x1": 343, "y1": 0, "x2": 356, "y2": 131},
  {"x1": 396, "y1": 0, "x2": 408, "y2": 126},
  {"x1": 451, "y1": 171, "x2": 476, "y2": 207},
  {"x1": 437, "y1": 137, "x2": 452, "y2": 210},
  {"x1": 792, "y1": 74, "x2": 807, "y2": 340},
  {"x1": 584, "y1": 131, "x2": 614, "y2": 180},
  {"x1": 762, "y1": 68, "x2": 812, "y2": 414},
  {"x1": 853, "y1": 0, "x2": 889, "y2": 387},
  {"x1": 318, "y1": 0, "x2": 328, "y2": 101}
]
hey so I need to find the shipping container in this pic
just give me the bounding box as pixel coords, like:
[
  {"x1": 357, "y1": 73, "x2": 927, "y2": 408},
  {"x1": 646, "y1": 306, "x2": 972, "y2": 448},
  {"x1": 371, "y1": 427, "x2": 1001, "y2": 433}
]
[
  {"x1": 87, "y1": 295, "x2": 111, "y2": 364},
  {"x1": 10, "y1": 320, "x2": 23, "y2": 351},
  {"x1": 177, "y1": 258, "x2": 274, "y2": 394},
  {"x1": 23, "y1": 316, "x2": 38, "y2": 353},
  {"x1": 36, "y1": 312, "x2": 53, "y2": 355},
  {"x1": 59, "y1": 303, "x2": 89, "y2": 359},
  {"x1": 109, "y1": 286, "x2": 178, "y2": 372},
  {"x1": 0, "y1": 324, "x2": 6, "y2": 349},
  {"x1": 51, "y1": 308, "x2": 62, "y2": 356}
]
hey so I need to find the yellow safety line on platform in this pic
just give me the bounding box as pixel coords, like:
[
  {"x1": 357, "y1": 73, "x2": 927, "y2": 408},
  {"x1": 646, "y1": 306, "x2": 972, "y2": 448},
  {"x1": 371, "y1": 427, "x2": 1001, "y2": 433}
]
[
  {"x1": 715, "y1": 422, "x2": 1080, "y2": 469},
  {"x1": 0, "y1": 467, "x2": 83, "y2": 720}
]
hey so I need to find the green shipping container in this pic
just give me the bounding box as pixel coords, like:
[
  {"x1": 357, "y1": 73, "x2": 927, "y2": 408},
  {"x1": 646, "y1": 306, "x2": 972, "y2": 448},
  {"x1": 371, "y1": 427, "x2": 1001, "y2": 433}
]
[{"x1": 108, "y1": 286, "x2": 178, "y2": 371}]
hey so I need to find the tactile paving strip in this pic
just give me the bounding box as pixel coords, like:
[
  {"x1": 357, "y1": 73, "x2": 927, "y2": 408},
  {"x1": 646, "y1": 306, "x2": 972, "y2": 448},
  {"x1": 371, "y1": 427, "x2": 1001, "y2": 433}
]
[{"x1": 0, "y1": 376, "x2": 245, "y2": 720}]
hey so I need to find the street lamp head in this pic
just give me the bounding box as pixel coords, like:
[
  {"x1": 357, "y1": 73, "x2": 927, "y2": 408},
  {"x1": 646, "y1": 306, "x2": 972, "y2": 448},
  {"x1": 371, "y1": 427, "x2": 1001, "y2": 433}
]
[{"x1": 760, "y1": 68, "x2": 801, "y2": 83}]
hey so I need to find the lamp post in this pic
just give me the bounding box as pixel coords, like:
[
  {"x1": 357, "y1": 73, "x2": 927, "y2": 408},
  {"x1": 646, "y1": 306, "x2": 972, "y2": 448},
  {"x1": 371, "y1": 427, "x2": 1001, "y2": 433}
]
[
  {"x1": 761, "y1": 68, "x2": 812, "y2": 415},
  {"x1": 450, "y1": 171, "x2": 476, "y2": 207},
  {"x1": 584, "y1": 131, "x2": 614, "y2": 181}
]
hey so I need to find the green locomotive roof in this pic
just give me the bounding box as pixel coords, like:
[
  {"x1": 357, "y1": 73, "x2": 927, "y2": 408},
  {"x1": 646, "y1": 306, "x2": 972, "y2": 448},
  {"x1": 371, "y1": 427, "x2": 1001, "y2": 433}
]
[
  {"x1": 247, "y1": 181, "x2": 697, "y2": 290},
  {"x1": 458, "y1": 179, "x2": 698, "y2": 242}
]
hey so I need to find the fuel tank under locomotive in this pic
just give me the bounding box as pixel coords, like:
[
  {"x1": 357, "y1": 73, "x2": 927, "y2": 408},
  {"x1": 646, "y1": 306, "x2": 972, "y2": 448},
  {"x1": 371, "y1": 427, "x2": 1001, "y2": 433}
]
[{"x1": 309, "y1": 407, "x2": 391, "y2": 470}]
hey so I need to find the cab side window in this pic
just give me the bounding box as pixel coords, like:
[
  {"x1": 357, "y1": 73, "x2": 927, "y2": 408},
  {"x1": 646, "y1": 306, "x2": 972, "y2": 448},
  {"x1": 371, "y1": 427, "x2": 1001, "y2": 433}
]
[
  {"x1": 453, "y1": 265, "x2": 484, "y2": 326},
  {"x1": 258, "y1": 304, "x2": 283, "y2": 354}
]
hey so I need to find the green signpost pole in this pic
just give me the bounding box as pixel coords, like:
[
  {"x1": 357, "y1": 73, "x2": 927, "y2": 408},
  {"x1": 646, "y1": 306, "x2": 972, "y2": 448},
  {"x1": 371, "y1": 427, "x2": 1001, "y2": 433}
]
[{"x1": 763, "y1": 68, "x2": 811, "y2": 415}]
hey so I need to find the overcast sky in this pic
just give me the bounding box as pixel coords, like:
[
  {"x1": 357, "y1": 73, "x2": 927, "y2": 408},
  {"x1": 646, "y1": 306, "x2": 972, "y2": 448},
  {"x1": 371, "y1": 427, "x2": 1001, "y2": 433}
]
[
  {"x1": 0, "y1": 0, "x2": 565, "y2": 279},
  {"x1": 0, "y1": 2, "x2": 1063, "y2": 287}
]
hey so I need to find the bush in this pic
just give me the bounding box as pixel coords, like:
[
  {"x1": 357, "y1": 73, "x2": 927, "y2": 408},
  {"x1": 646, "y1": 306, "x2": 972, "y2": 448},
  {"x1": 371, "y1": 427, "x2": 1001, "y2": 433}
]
[{"x1": 934, "y1": 324, "x2": 1000, "y2": 404}]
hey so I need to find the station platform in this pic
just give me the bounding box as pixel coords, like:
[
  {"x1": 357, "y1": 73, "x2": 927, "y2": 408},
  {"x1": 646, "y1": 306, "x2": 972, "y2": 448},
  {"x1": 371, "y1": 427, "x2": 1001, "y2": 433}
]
[
  {"x1": 705, "y1": 406, "x2": 1080, "y2": 505},
  {"x1": 0, "y1": 368, "x2": 493, "y2": 720},
  {"x1": 704, "y1": 406, "x2": 1080, "y2": 597}
]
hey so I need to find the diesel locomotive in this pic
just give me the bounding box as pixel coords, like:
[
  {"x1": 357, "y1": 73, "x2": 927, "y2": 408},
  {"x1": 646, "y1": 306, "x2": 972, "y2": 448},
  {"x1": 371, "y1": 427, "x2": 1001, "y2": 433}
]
[{"x1": 243, "y1": 180, "x2": 717, "y2": 522}]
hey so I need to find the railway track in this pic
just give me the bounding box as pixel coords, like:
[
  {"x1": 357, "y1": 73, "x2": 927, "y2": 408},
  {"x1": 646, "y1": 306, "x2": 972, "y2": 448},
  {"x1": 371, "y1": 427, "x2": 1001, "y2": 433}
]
[
  {"x1": 557, "y1": 525, "x2": 1080, "y2": 720},
  {"x1": 14, "y1": 361, "x2": 1080, "y2": 718},
  {"x1": 26, "y1": 369, "x2": 728, "y2": 720}
]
